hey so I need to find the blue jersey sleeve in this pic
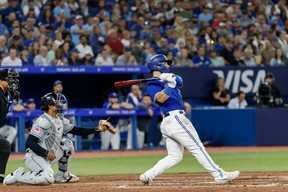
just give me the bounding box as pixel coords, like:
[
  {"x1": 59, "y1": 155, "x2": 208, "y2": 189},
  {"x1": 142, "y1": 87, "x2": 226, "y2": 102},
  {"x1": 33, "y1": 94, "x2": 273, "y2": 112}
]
[
  {"x1": 146, "y1": 80, "x2": 165, "y2": 102},
  {"x1": 175, "y1": 75, "x2": 183, "y2": 88}
]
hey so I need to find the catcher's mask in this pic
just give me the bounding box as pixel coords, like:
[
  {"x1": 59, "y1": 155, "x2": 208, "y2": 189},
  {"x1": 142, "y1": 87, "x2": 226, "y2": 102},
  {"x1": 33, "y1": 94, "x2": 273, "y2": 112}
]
[
  {"x1": 0, "y1": 68, "x2": 20, "y2": 102},
  {"x1": 40, "y1": 92, "x2": 67, "y2": 116}
]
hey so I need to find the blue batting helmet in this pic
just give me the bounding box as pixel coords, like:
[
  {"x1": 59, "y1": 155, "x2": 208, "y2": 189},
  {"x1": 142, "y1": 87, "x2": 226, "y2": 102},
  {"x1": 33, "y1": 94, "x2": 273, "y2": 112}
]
[{"x1": 147, "y1": 54, "x2": 173, "y2": 73}]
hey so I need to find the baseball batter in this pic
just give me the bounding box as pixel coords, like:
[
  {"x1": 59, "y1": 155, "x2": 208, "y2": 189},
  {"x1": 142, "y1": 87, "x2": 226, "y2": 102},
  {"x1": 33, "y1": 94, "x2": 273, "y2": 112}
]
[
  {"x1": 3, "y1": 92, "x2": 115, "y2": 185},
  {"x1": 139, "y1": 54, "x2": 240, "y2": 185}
]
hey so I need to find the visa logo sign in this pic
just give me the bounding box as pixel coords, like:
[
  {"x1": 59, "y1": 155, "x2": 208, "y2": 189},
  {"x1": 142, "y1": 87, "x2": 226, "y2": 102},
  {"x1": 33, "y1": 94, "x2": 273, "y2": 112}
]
[{"x1": 213, "y1": 69, "x2": 266, "y2": 94}]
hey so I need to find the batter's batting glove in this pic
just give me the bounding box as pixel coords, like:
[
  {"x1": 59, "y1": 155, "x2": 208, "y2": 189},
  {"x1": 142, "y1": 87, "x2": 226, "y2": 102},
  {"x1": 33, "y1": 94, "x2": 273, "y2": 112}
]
[
  {"x1": 96, "y1": 120, "x2": 117, "y2": 134},
  {"x1": 160, "y1": 73, "x2": 174, "y2": 81},
  {"x1": 166, "y1": 74, "x2": 177, "y2": 88}
]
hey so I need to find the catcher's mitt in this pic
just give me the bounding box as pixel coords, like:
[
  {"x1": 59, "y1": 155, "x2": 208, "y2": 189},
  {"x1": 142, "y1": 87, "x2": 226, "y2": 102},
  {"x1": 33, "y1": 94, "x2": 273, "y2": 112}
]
[{"x1": 97, "y1": 119, "x2": 116, "y2": 134}]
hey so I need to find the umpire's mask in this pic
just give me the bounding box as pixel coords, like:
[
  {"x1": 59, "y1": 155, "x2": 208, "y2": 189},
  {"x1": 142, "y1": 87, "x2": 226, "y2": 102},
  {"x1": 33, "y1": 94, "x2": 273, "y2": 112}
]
[{"x1": 0, "y1": 68, "x2": 20, "y2": 102}]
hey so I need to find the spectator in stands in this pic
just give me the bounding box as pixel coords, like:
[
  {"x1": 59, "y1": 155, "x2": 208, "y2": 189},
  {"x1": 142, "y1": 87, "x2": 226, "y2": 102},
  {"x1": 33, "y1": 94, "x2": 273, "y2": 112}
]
[
  {"x1": 261, "y1": 40, "x2": 275, "y2": 65},
  {"x1": 115, "y1": 47, "x2": 138, "y2": 65},
  {"x1": 67, "y1": 0, "x2": 79, "y2": 16},
  {"x1": 82, "y1": 51, "x2": 94, "y2": 65},
  {"x1": 121, "y1": 30, "x2": 131, "y2": 48},
  {"x1": 221, "y1": 39, "x2": 234, "y2": 65},
  {"x1": 61, "y1": 41, "x2": 71, "y2": 59},
  {"x1": 23, "y1": 0, "x2": 40, "y2": 17},
  {"x1": 89, "y1": 25, "x2": 106, "y2": 56},
  {"x1": 212, "y1": 77, "x2": 231, "y2": 106},
  {"x1": 47, "y1": 42, "x2": 58, "y2": 62},
  {"x1": 95, "y1": 48, "x2": 114, "y2": 66},
  {"x1": 9, "y1": 35, "x2": 24, "y2": 53},
  {"x1": 70, "y1": 15, "x2": 89, "y2": 45},
  {"x1": 101, "y1": 92, "x2": 134, "y2": 150},
  {"x1": 29, "y1": 41, "x2": 40, "y2": 58},
  {"x1": 192, "y1": 46, "x2": 211, "y2": 67},
  {"x1": 0, "y1": 17, "x2": 9, "y2": 38},
  {"x1": 53, "y1": 30, "x2": 64, "y2": 48},
  {"x1": 78, "y1": 0, "x2": 93, "y2": 17},
  {"x1": 106, "y1": 28, "x2": 124, "y2": 59},
  {"x1": 63, "y1": 31, "x2": 75, "y2": 49},
  {"x1": 68, "y1": 48, "x2": 81, "y2": 65},
  {"x1": 23, "y1": 28, "x2": 36, "y2": 48},
  {"x1": 0, "y1": 36, "x2": 8, "y2": 62},
  {"x1": 232, "y1": 49, "x2": 245, "y2": 66},
  {"x1": 20, "y1": 47, "x2": 33, "y2": 66},
  {"x1": 243, "y1": 47, "x2": 257, "y2": 66},
  {"x1": 209, "y1": 48, "x2": 225, "y2": 67},
  {"x1": 270, "y1": 48, "x2": 287, "y2": 66},
  {"x1": 1, "y1": 47, "x2": 22, "y2": 66},
  {"x1": 175, "y1": 48, "x2": 194, "y2": 67},
  {"x1": 51, "y1": 48, "x2": 68, "y2": 66},
  {"x1": 228, "y1": 91, "x2": 248, "y2": 109},
  {"x1": 23, "y1": 17, "x2": 40, "y2": 37},
  {"x1": 75, "y1": 34, "x2": 94, "y2": 60},
  {"x1": 33, "y1": 45, "x2": 51, "y2": 66},
  {"x1": 53, "y1": 0, "x2": 71, "y2": 19}
]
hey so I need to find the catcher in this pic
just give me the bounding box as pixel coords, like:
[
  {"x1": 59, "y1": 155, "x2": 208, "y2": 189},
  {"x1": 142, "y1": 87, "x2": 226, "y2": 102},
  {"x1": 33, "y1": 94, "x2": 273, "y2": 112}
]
[{"x1": 3, "y1": 92, "x2": 116, "y2": 185}]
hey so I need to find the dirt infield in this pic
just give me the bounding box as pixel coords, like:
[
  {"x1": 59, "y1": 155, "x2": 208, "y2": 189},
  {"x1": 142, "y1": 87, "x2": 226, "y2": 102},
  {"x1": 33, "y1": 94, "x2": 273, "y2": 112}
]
[
  {"x1": 2, "y1": 146, "x2": 288, "y2": 192},
  {"x1": 2, "y1": 173, "x2": 288, "y2": 192}
]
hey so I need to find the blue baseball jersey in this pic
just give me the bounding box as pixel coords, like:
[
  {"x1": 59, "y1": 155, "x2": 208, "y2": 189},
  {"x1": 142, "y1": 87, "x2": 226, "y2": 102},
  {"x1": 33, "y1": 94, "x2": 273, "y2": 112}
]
[{"x1": 146, "y1": 79, "x2": 184, "y2": 114}]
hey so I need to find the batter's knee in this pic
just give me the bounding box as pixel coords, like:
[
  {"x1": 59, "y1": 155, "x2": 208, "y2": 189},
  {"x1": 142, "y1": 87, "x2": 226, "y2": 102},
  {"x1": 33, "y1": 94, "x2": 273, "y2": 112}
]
[{"x1": 169, "y1": 153, "x2": 183, "y2": 165}]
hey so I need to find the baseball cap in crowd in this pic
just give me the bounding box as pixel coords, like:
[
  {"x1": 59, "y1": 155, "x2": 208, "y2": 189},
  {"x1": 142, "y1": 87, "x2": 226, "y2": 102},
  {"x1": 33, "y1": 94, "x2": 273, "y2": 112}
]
[
  {"x1": 75, "y1": 15, "x2": 83, "y2": 20},
  {"x1": 71, "y1": 48, "x2": 80, "y2": 53},
  {"x1": 28, "y1": 7, "x2": 35, "y2": 11},
  {"x1": 192, "y1": 13, "x2": 198, "y2": 19},
  {"x1": 103, "y1": 12, "x2": 110, "y2": 17},
  {"x1": 108, "y1": 92, "x2": 118, "y2": 98},
  {"x1": 53, "y1": 80, "x2": 62, "y2": 87},
  {"x1": 25, "y1": 98, "x2": 35, "y2": 105},
  {"x1": 219, "y1": 22, "x2": 226, "y2": 27},
  {"x1": 271, "y1": 16, "x2": 278, "y2": 21}
]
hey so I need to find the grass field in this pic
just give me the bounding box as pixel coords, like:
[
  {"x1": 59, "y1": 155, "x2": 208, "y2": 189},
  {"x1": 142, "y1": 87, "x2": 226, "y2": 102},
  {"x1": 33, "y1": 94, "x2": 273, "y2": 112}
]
[{"x1": 5, "y1": 150, "x2": 288, "y2": 176}]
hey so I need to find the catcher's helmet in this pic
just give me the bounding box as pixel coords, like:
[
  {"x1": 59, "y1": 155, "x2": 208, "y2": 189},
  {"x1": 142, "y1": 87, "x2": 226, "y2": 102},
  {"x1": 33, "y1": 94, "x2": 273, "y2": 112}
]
[
  {"x1": 40, "y1": 92, "x2": 57, "y2": 110},
  {"x1": 147, "y1": 54, "x2": 173, "y2": 73},
  {"x1": 40, "y1": 92, "x2": 67, "y2": 115}
]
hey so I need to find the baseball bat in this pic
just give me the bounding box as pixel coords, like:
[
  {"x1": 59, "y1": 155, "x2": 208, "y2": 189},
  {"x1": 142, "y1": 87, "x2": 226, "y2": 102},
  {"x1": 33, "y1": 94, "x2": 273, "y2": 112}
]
[{"x1": 114, "y1": 77, "x2": 159, "y2": 88}]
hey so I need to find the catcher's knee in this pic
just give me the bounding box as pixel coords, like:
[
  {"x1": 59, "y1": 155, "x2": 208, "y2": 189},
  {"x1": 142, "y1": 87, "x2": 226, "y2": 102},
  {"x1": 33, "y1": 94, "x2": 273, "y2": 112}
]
[
  {"x1": 35, "y1": 168, "x2": 55, "y2": 185},
  {"x1": 60, "y1": 138, "x2": 75, "y2": 156}
]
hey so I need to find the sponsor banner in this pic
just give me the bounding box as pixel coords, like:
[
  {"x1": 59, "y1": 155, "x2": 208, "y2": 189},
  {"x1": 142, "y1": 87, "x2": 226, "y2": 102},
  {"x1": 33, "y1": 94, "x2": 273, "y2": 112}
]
[
  {"x1": 169, "y1": 66, "x2": 288, "y2": 98},
  {"x1": 0, "y1": 66, "x2": 148, "y2": 74}
]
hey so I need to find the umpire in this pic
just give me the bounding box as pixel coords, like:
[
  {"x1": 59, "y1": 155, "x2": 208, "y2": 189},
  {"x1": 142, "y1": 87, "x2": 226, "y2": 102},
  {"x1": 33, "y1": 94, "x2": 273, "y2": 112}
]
[{"x1": 0, "y1": 68, "x2": 20, "y2": 182}]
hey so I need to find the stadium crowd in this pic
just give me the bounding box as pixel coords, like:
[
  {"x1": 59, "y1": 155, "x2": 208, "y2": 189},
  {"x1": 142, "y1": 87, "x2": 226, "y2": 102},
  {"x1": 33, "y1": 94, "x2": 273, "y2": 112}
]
[{"x1": 0, "y1": 0, "x2": 287, "y2": 67}]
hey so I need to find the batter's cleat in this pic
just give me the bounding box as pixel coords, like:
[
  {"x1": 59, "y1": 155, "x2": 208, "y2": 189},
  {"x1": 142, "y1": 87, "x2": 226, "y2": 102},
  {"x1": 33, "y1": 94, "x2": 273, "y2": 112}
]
[
  {"x1": 3, "y1": 167, "x2": 25, "y2": 185},
  {"x1": 214, "y1": 170, "x2": 240, "y2": 184},
  {"x1": 54, "y1": 170, "x2": 79, "y2": 183},
  {"x1": 139, "y1": 174, "x2": 152, "y2": 185}
]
